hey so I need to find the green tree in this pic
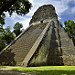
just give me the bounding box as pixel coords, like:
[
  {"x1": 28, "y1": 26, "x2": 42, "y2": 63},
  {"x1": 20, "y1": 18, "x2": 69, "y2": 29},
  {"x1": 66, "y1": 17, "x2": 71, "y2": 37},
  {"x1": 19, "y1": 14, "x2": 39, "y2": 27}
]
[
  {"x1": 0, "y1": 26, "x2": 5, "y2": 51},
  {"x1": 0, "y1": 0, "x2": 32, "y2": 51},
  {"x1": 2, "y1": 26, "x2": 15, "y2": 44},
  {"x1": 0, "y1": 39, "x2": 6, "y2": 51},
  {"x1": 0, "y1": 0, "x2": 32, "y2": 25},
  {"x1": 0, "y1": 26, "x2": 15, "y2": 51},
  {"x1": 64, "y1": 20, "x2": 75, "y2": 45},
  {"x1": 13, "y1": 22, "x2": 23, "y2": 36}
]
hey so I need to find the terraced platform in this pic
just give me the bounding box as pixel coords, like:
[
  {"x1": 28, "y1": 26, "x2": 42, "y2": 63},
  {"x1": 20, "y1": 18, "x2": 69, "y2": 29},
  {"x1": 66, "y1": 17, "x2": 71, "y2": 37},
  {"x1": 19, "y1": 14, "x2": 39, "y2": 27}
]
[{"x1": 0, "y1": 4, "x2": 75, "y2": 66}]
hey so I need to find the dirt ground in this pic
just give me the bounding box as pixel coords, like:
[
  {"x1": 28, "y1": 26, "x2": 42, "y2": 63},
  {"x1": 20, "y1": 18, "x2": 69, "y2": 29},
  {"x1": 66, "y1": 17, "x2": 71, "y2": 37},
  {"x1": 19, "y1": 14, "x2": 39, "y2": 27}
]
[{"x1": 0, "y1": 68, "x2": 37, "y2": 75}]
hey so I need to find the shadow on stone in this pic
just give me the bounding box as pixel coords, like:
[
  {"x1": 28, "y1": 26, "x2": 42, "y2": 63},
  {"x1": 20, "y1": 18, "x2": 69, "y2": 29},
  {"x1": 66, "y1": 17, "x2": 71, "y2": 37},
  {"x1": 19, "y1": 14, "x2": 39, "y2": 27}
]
[
  {"x1": 28, "y1": 21, "x2": 64, "y2": 66},
  {"x1": 0, "y1": 49, "x2": 16, "y2": 66},
  {"x1": 47, "y1": 22, "x2": 64, "y2": 65}
]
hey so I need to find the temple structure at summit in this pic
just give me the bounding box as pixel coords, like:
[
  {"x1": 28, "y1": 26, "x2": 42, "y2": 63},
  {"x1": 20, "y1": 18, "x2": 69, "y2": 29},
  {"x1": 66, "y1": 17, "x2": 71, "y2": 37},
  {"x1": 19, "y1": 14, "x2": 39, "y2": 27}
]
[{"x1": 0, "y1": 5, "x2": 75, "y2": 66}]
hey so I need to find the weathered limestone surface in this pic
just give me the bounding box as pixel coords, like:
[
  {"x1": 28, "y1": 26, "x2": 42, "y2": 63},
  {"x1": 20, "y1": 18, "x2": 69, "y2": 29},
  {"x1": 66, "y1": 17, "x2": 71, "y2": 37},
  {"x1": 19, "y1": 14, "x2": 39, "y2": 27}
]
[
  {"x1": 28, "y1": 5, "x2": 75, "y2": 66},
  {"x1": 0, "y1": 23, "x2": 47, "y2": 66},
  {"x1": 28, "y1": 19, "x2": 75, "y2": 66},
  {"x1": 30, "y1": 5, "x2": 57, "y2": 24},
  {"x1": 0, "y1": 4, "x2": 75, "y2": 66}
]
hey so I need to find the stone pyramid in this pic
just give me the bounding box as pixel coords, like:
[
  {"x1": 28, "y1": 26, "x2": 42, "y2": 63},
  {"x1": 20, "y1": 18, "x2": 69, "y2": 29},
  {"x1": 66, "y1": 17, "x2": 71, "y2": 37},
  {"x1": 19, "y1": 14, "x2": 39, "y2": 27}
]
[{"x1": 0, "y1": 5, "x2": 75, "y2": 66}]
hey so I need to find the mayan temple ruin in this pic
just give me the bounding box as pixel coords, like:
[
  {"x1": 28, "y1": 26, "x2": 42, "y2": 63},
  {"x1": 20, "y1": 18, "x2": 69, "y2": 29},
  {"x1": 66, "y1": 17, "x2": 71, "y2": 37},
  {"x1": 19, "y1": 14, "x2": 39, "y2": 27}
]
[{"x1": 0, "y1": 4, "x2": 75, "y2": 66}]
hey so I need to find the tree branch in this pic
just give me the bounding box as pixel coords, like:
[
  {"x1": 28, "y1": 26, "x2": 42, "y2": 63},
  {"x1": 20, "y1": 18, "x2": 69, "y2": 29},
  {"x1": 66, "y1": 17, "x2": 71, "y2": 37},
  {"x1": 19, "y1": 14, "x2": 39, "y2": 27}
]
[{"x1": 0, "y1": 0, "x2": 17, "y2": 15}]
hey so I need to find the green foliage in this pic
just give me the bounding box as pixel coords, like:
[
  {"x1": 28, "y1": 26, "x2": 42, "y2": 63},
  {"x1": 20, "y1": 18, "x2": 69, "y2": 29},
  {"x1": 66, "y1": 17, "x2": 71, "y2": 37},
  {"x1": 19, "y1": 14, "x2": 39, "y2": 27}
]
[
  {"x1": 0, "y1": 0, "x2": 32, "y2": 16},
  {"x1": 64, "y1": 20, "x2": 75, "y2": 45},
  {"x1": 13, "y1": 22, "x2": 23, "y2": 36},
  {"x1": 13, "y1": 22, "x2": 23, "y2": 30},
  {"x1": 0, "y1": 13, "x2": 5, "y2": 26},
  {"x1": 0, "y1": 26, "x2": 5, "y2": 51},
  {"x1": 0, "y1": 0, "x2": 32, "y2": 25},
  {"x1": 0, "y1": 0, "x2": 30, "y2": 51},
  {"x1": 0, "y1": 39, "x2": 6, "y2": 51},
  {"x1": 2, "y1": 26, "x2": 15, "y2": 44},
  {"x1": 0, "y1": 22, "x2": 23, "y2": 51},
  {"x1": 0, "y1": 26, "x2": 15, "y2": 51}
]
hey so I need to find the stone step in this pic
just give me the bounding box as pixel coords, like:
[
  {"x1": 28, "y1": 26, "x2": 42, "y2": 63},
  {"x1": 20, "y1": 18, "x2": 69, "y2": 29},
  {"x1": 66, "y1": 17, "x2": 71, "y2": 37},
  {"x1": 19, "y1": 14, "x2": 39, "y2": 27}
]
[
  {"x1": 59, "y1": 32, "x2": 69, "y2": 39},
  {"x1": 49, "y1": 27, "x2": 70, "y2": 40},
  {"x1": 62, "y1": 55, "x2": 75, "y2": 66},
  {"x1": 50, "y1": 37, "x2": 74, "y2": 47},
  {"x1": 60, "y1": 38, "x2": 74, "y2": 47},
  {"x1": 61, "y1": 46, "x2": 75, "y2": 55},
  {"x1": 47, "y1": 55, "x2": 75, "y2": 66},
  {"x1": 47, "y1": 56, "x2": 63, "y2": 65},
  {"x1": 0, "y1": 23, "x2": 47, "y2": 66},
  {"x1": 49, "y1": 46, "x2": 75, "y2": 56}
]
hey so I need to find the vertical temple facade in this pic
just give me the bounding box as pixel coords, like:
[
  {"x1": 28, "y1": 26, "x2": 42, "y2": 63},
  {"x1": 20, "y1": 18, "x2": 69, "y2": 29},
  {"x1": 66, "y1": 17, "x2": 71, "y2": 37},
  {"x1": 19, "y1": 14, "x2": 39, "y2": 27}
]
[{"x1": 0, "y1": 5, "x2": 75, "y2": 66}]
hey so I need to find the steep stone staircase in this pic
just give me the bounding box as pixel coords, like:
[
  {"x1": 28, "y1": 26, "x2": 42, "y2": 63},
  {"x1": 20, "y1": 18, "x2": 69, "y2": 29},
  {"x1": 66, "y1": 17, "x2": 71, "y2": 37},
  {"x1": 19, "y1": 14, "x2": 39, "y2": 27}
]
[
  {"x1": 0, "y1": 19, "x2": 75, "y2": 66},
  {"x1": 0, "y1": 23, "x2": 47, "y2": 66}
]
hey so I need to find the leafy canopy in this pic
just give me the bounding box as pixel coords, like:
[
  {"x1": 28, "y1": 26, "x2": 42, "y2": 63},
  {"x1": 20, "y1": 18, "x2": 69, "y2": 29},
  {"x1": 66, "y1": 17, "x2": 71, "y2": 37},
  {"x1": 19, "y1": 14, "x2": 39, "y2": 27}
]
[
  {"x1": 0, "y1": 0, "x2": 31, "y2": 51},
  {"x1": 0, "y1": 22, "x2": 24, "y2": 51},
  {"x1": 13, "y1": 22, "x2": 23, "y2": 36},
  {"x1": 0, "y1": 0, "x2": 32, "y2": 25},
  {"x1": 64, "y1": 20, "x2": 75, "y2": 37},
  {"x1": 0, "y1": 26, "x2": 15, "y2": 51},
  {"x1": 64, "y1": 20, "x2": 75, "y2": 45}
]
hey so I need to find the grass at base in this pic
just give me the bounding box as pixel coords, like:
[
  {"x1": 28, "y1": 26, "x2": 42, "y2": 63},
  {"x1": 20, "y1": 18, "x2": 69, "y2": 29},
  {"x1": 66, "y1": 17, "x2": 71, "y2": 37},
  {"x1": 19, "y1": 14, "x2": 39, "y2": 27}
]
[{"x1": 0, "y1": 66, "x2": 75, "y2": 75}]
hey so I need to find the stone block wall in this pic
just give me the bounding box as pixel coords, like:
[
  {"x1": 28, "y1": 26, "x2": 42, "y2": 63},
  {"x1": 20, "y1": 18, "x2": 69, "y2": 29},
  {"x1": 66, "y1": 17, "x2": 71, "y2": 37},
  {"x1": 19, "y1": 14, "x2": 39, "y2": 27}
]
[
  {"x1": 28, "y1": 19, "x2": 75, "y2": 66},
  {"x1": 0, "y1": 23, "x2": 47, "y2": 66},
  {"x1": 30, "y1": 5, "x2": 57, "y2": 24}
]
